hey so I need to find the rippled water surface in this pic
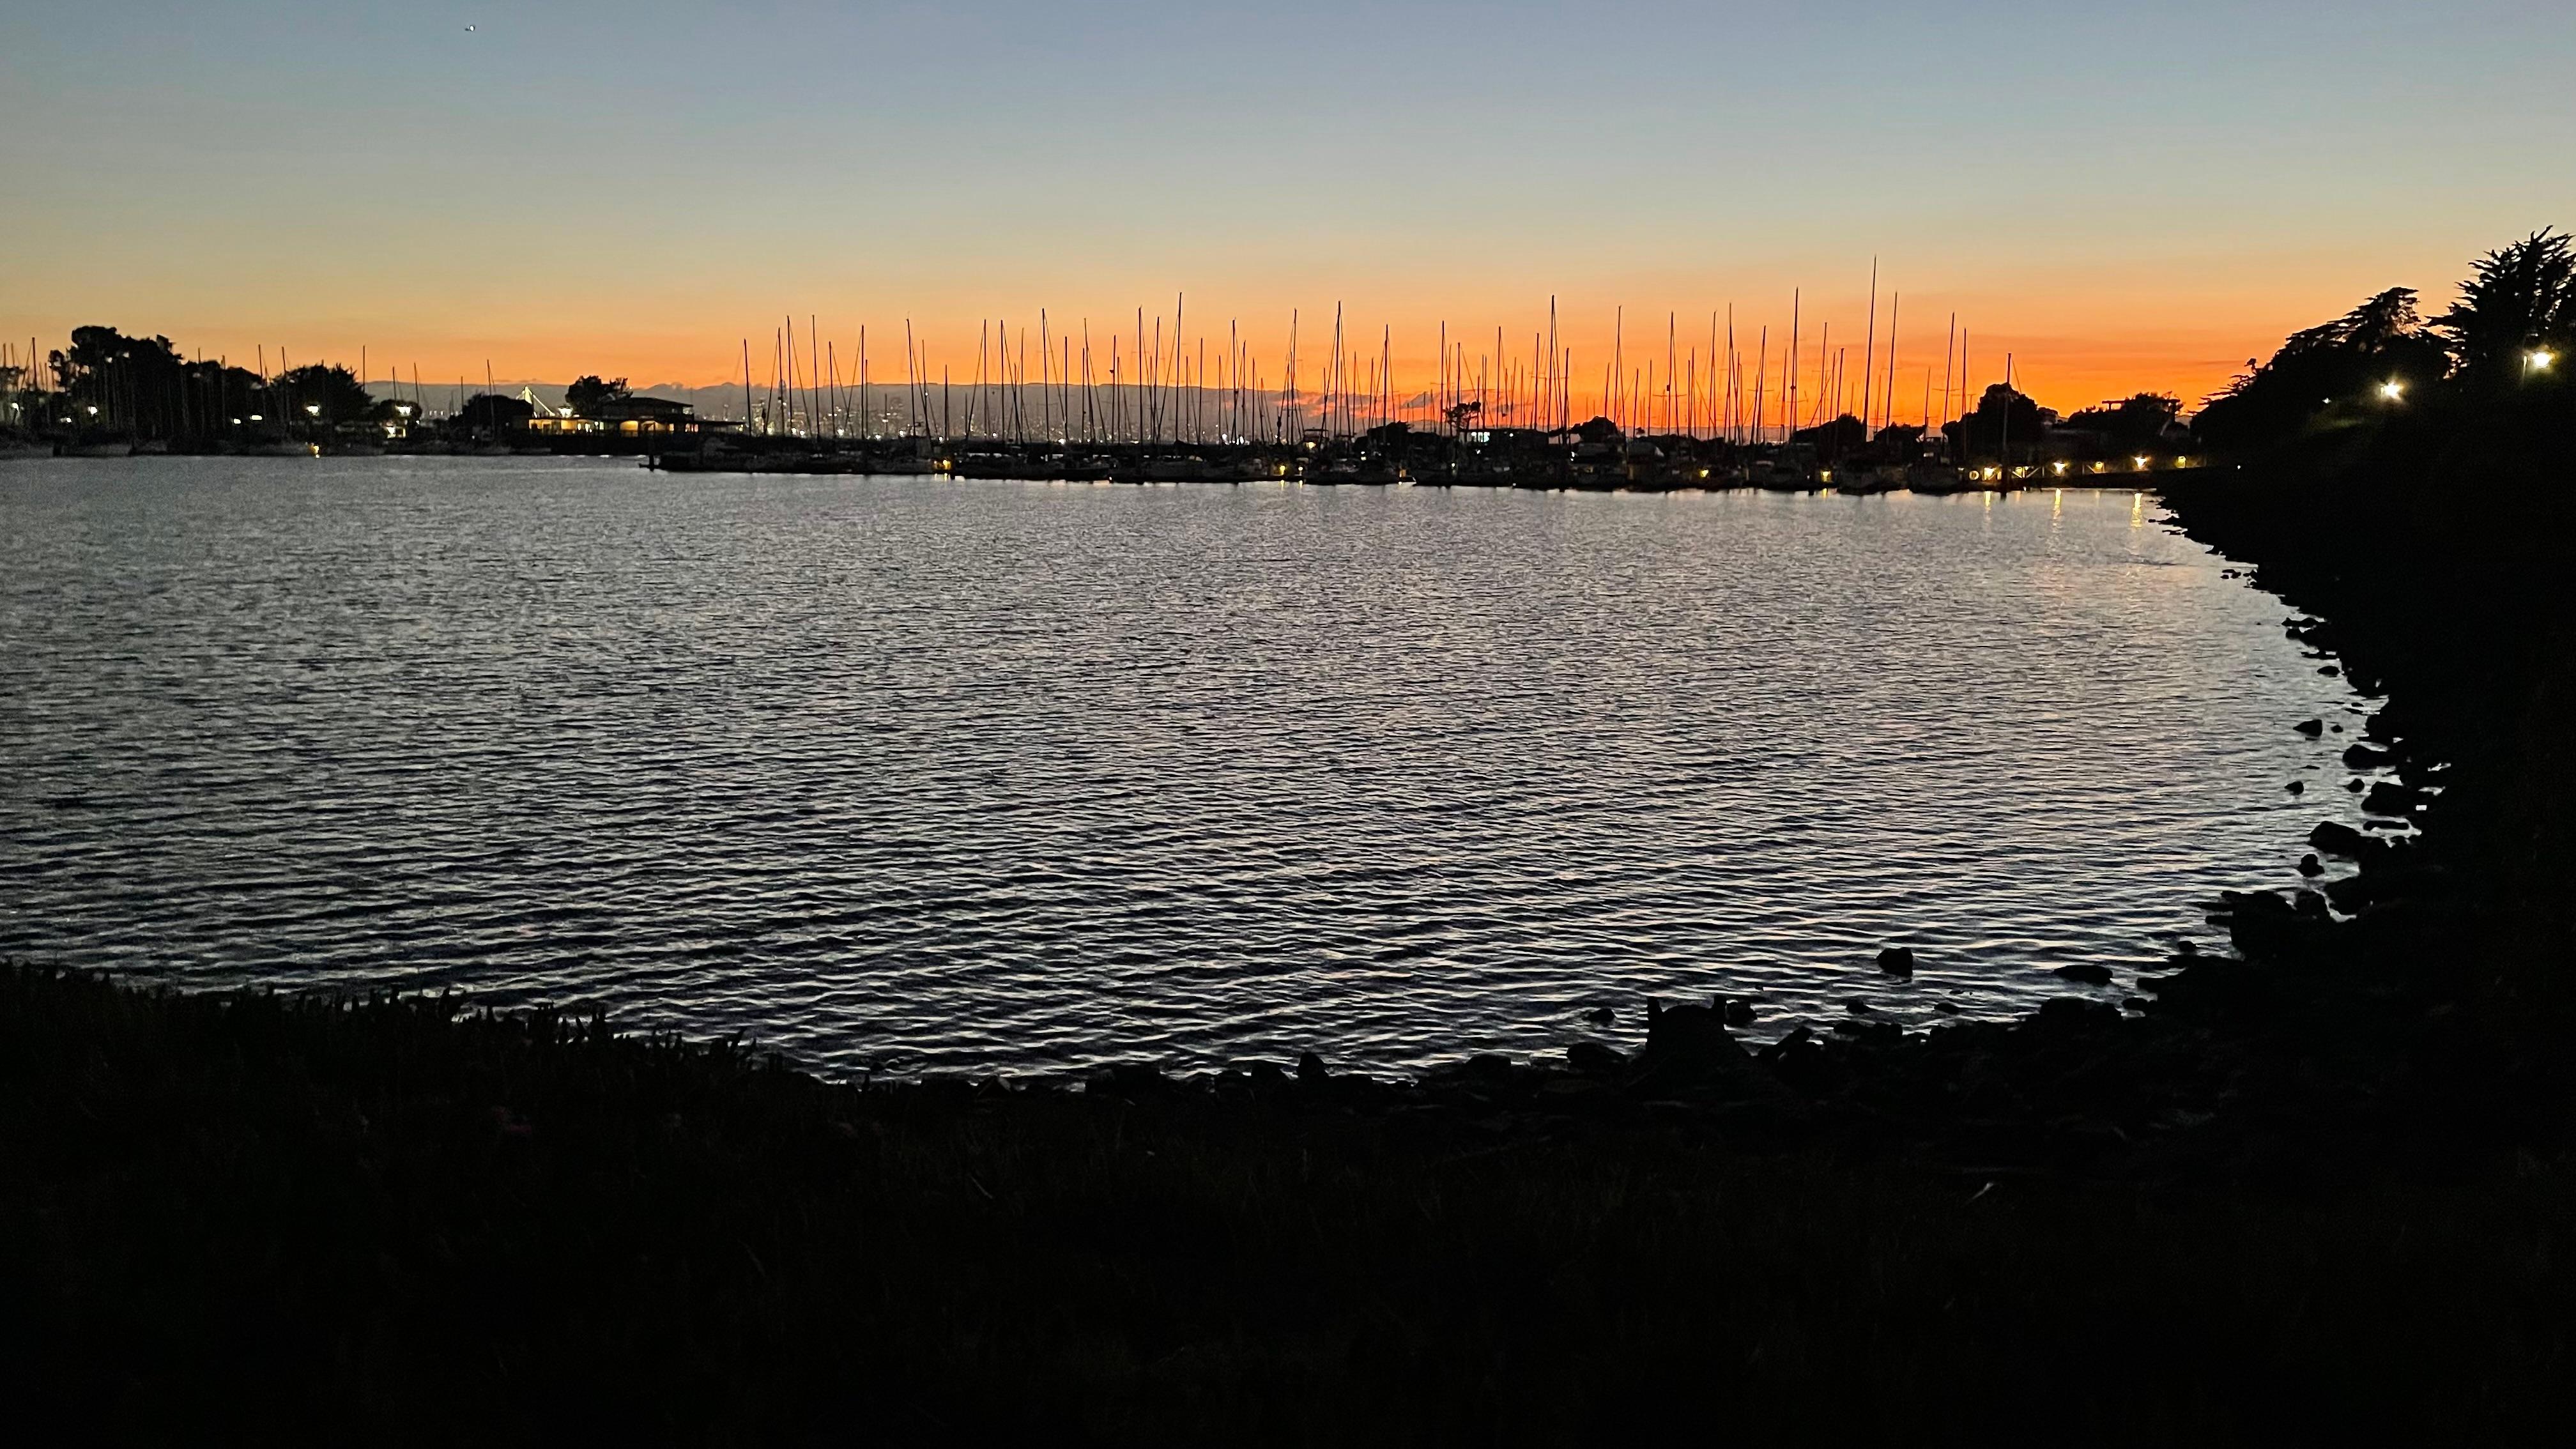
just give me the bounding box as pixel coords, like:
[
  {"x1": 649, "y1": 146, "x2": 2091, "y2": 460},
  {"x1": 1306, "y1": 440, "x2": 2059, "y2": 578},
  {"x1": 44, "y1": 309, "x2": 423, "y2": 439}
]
[{"x1": 1, "y1": 458, "x2": 2373, "y2": 1073}]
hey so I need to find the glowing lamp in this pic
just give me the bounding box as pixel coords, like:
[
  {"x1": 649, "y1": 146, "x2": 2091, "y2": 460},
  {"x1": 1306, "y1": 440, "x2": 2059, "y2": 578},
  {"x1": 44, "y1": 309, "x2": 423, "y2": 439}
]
[
  {"x1": 2531, "y1": 351, "x2": 2557, "y2": 372},
  {"x1": 2379, "y1": 381, "x2": 2404, "y2": 401}
]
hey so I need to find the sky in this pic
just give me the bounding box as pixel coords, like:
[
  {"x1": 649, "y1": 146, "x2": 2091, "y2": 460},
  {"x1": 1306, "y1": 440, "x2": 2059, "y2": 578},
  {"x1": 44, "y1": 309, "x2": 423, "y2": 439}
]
[{"x1": 4, "y1": 1, "x2": 2571, "y2": 418}]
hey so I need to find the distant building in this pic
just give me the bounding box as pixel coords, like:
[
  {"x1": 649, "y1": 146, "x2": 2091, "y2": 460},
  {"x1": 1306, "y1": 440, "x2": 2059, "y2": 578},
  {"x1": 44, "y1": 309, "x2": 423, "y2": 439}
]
[{"x1": 525, "y1": 395, "x2": 726, "y2": 435}]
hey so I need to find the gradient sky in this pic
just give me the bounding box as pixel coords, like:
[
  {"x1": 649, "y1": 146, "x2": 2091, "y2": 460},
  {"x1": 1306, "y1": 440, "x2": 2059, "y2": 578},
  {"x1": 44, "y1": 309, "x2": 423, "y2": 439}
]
[{"x1": 5, "y1": 1, "x2": 2570, "y2": 415}]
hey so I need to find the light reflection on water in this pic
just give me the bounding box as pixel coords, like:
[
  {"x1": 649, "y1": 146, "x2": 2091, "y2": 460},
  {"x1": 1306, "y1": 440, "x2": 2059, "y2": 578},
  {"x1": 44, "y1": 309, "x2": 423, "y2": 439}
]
[{"x1": 0, "y1": 459, "x2": 2375, "y2": 1075}]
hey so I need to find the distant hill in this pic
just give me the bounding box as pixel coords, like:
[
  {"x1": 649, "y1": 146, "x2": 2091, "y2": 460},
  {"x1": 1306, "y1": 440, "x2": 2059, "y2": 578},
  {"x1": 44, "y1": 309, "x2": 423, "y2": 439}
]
[{"x1": 363, "y1": 380, "x2": 735, "y2": 419}]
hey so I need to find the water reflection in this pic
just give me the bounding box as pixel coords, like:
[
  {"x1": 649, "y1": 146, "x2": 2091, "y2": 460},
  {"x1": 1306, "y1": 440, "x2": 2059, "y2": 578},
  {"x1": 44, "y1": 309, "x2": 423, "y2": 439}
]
[{"x1": 0, "y1": 459, "x2": 2374, "y2": 1075}]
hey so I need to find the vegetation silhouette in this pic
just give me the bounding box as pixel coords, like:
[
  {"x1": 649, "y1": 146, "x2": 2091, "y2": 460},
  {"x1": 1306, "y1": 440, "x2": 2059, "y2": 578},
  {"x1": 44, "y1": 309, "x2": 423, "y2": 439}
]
[
  {"x1": 2197, "y1": 230, "x2": 2571, "y2": 456},
  {"x1": 454, "y1": 392, "x2": 535, "y2": 431},
  {"x1": 275, "y1": 364, "x2": 398, "y2": 425},
  {"x1": 2434, "y1": 229, "x2": 2575, "y2": 385},
  {"x1": 2061, "y1": 392, "x2": 2182, "y2": 450},
  {"x1": 4, "y1": 325, "x2": 369, "y2": 445},
  {"x1": 1941, "y1": 381, "x2": 2053, "y2": 459},
  {"x1": 564, "y1": 374, "x2": 632, "y2": 415}
]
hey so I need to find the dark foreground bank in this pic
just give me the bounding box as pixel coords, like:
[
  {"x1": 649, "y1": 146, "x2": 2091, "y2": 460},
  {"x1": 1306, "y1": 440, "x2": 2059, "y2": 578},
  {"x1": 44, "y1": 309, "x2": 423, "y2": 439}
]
[
  {"x1": 8, "y1": 462, "x2": 2575, "y2": 1443},
  {"x1": 4, "y1": 963, "x2": 2570, "y2": 1446}
]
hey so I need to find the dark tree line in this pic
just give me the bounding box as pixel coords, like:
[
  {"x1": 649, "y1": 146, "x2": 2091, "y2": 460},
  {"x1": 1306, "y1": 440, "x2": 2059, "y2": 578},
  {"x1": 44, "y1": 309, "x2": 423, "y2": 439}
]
[
  {"x1": 2196, "y1": 230, "x2": 2573, "y2": 454},
  {"x1": 2062, "y1": 394, "x2": 2182, "y2": 449},
  {"x1": 22, "y1": 326, "x2": 402, "y2": 441}
]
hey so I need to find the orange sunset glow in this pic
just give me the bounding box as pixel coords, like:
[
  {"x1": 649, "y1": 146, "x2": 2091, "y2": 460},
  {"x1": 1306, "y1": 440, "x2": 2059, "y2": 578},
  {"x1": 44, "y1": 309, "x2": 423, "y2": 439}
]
[{"x1": 8, "y1": 4, "x2": 2568, "y2": 419}]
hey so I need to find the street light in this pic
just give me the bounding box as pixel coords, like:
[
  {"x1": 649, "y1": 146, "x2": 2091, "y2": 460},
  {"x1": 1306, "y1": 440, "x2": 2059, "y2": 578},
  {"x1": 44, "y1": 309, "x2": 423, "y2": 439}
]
[
  {"x1": 2531, "y1": 350, "x2": 2557, "y2": 374},
  {"x1": 2379, "y1": 380, "x2": 2404, "y2": 401}
]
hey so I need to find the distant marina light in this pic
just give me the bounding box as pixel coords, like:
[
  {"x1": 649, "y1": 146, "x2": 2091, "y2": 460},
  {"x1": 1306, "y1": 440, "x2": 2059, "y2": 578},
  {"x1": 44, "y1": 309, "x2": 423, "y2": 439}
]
[
  {"x1": 2379, "y1": 380, "x2": 2405, "y2": 401},
  {"x1": 2531, "y1": 350, "x2": 2557, "y2": 372}
]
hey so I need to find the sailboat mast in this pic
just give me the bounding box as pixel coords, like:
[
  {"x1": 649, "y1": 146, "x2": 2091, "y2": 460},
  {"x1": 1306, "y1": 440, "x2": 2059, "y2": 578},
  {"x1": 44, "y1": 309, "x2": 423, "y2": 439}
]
[
  {"x1": 1786, "y1": 292, "x2": 1798, "y2": 442},
  {"x1": 1882, "y1": 293, "x2": 1899, "y2": 439},
  {"x1": 1860, "y1": 259, "x2": 1877, "y2": 434},
  {"x1": 1752, "y1": 326, "x2": 1767, "y2": 444},
  {"x1": 1940, "y1": 312, "x2": 1956, "y2": 437}
]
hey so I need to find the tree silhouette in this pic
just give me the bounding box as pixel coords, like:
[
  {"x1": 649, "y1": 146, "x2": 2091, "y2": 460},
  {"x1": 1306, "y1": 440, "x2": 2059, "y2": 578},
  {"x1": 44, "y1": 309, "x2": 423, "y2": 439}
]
[
  {"x1": 275, "y1": 364, "x2": 381, "y2": 424},
  {"x1": 2291, "y1": 288, "x2": 2429, "y2": 355},
  {"x1": 1942, "y1": 384, "x2": 2053, "y2": 459},
  {"x1": 457, "y1": 393, "x2": 535, "y2": 430},
  {"x1": 565, "y1": 375, "x2": 631, "y2": 415},
  {"x1": 2432, "y1": 230, "x2": 2575, "y2": 383},
  {"x1": 2193, "y1": 288, "x2": 2447, "y2": 451},
  {"x1": 2063, "y1": 394, "x2": 2183, "y2": 448}
]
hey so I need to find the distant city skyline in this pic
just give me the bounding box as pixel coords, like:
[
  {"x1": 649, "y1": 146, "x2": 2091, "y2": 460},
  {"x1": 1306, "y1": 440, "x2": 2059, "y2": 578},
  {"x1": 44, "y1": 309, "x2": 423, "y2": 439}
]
[{"x1": 6, "y1": 1, "x2": 2569, "y2": 414}]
